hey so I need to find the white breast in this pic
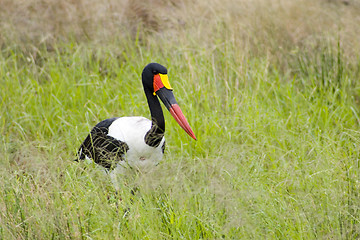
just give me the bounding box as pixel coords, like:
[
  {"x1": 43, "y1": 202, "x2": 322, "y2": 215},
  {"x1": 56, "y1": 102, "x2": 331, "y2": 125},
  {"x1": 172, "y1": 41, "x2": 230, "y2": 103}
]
[{"x1": 107, "y1": 116, "x2": 165, "y2": 173}]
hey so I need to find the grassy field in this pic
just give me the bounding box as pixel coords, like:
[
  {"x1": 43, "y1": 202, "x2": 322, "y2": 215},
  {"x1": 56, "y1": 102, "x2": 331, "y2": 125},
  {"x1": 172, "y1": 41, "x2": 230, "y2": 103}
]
[{"x1": 1, "y1": 0, "x2": 360, "y2": 239}]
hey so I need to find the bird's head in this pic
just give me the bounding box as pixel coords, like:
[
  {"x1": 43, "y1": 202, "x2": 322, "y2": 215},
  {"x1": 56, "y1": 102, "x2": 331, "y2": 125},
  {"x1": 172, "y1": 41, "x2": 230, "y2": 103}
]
[{"x1": 142, "y1": 63, "x2": 197, "y2": 140}]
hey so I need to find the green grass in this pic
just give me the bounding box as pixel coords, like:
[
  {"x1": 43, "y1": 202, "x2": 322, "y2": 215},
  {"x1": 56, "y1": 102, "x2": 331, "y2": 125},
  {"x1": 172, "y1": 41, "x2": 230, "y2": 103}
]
[{"x1": 1, "y1": 37, "x2": 360, "y2": 239}]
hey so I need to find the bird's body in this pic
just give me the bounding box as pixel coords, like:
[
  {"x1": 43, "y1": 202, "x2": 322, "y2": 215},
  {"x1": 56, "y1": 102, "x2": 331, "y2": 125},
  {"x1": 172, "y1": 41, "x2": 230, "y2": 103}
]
[
  {"x1": 75, "y1": 63, "x2": 196, "y2": 188},
  {"x1": 107, "y1": 116, "x2": 165, "y2": 170}
]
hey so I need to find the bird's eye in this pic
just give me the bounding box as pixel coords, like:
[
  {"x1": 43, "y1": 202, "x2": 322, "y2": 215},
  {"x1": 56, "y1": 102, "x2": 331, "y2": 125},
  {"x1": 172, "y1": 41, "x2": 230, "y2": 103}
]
[{"x1": 152, "y1": 70, "x2": 158, "y2": 74}]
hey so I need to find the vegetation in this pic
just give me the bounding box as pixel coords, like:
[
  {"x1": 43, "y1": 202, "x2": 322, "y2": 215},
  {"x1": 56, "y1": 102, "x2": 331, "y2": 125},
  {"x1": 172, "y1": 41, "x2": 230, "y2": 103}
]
[{"x1": 1, "y1": 0, "x2": 360, "y2": 238}]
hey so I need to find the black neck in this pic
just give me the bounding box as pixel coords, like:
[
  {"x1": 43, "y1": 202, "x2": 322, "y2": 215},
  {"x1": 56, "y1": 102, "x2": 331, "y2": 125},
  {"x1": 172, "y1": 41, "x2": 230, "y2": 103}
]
[{"x1": 144, "y1": 89, "x2": 165, "y2": 147}]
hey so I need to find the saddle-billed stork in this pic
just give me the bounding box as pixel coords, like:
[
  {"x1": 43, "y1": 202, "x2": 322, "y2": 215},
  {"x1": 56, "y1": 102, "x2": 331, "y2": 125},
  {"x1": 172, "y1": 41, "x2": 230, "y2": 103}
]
[{"x1": 75, "y1": 63, "x2": 196, "y2": 188}]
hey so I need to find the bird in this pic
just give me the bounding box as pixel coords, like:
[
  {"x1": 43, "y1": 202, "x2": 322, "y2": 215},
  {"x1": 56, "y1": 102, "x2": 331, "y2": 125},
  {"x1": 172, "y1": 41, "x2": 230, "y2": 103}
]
[{"x1": 75, "y1": 63, "x2": 196, "y2": 189}]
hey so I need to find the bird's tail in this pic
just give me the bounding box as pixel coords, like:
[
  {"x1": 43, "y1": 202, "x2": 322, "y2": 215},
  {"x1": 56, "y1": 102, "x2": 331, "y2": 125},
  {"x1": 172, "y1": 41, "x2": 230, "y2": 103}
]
[{"x1": 73, "y1": 148, "x2": 85, "y2": 162}]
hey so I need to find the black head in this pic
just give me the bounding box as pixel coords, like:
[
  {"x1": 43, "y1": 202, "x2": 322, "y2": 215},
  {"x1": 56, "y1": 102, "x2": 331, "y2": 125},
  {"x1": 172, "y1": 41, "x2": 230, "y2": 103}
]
[
  {"x1": 142, "y1": 63, "x2": 167, "y2": 91},
  {"x1": 141, "y1": 62, "x2": 197, "y2": 140}
]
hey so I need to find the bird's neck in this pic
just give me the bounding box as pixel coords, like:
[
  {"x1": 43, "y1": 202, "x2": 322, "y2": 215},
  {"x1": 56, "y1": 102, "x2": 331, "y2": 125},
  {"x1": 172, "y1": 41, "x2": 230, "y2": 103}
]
[{"x1": 144, "y1": 91, "x2": 165, "y2": 147}]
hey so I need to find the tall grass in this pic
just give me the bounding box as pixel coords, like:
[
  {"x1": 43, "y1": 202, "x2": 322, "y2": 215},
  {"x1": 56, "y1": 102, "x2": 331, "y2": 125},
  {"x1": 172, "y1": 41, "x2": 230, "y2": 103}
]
[{"x1": 1, "y1": 0, "x2": 360, "y2": 239}]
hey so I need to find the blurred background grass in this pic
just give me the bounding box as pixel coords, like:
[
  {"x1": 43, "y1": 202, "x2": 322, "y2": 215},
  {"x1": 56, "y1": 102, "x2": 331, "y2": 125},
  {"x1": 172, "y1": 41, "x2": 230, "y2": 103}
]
[{"x1": 1, "y1": 0, "x2": 360, "y2": 62}]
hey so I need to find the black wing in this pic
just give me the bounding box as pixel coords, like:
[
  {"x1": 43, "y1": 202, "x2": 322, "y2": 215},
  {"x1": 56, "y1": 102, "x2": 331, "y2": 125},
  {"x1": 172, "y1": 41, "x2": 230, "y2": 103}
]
[{"x1": 76, "y1": 118, "x2": 129, "y2": 170}]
